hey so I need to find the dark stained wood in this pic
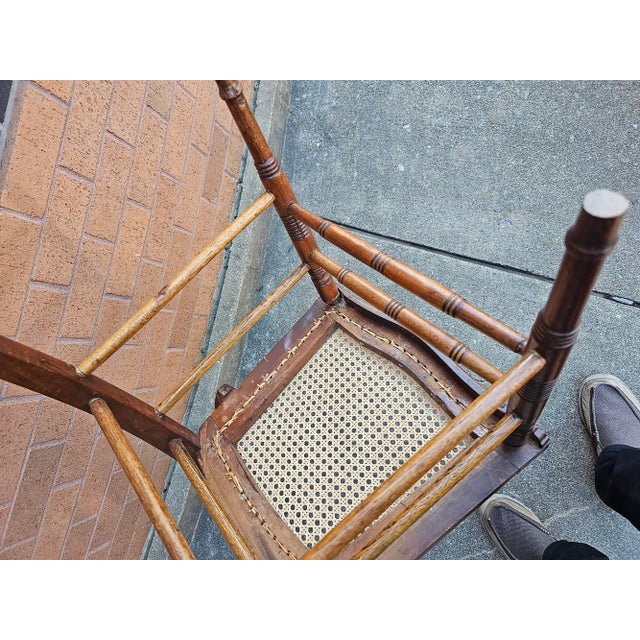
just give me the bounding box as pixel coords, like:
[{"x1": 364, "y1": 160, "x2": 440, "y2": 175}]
[
  {"x1": 506, "y1": 189, "x2": 629, "y2": 445},
  {"x1": 310, "y1": 248, "x2": 504, "y2": 383},
  {"x1": 216, "y1": 81, "x2": 339, "y2": 304},
  {"x1": 215, "y1": 384, "x2": 235, "y2": 408},
  {"x1": 199, "y1": 424, "x2": 309, "y2": 559},
  {"x1": 341, "y1": 289, "x2": 494, "y2": 406},
  {"x1": 90, "y1": 399, "x2": 195, "y2": 560},
  {"x1": 169, "y1": 438, "x2": 254, "y2": 559},
  {"x1": 0, "y1": 335, "x2": 200, "y2": 459},
  {"x1": 331, "y1": 310, "x2": 465, "y2": 418},
  {"x1": 201, "y1": 298, "x2": 335, "y2": 445},
  {"x1": 197, "y1": 100, "x2": 628, "y2": 558},
  {"x1": 290, "y1": 202, "x2": 526, "y2": 353}
]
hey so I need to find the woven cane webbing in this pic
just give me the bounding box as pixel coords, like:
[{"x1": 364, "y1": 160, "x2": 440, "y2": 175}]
[{"x1": 237, "y1": 328, "x2": 466, "y2": 548}]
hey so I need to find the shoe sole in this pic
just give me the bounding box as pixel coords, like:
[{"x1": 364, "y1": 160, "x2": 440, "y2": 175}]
[
  {"x1": 578, "y1": 374, "x2": 640, "y2": 456},
  {"x1": 478, "y1": 493, "x2": 549, "y2": 560}
]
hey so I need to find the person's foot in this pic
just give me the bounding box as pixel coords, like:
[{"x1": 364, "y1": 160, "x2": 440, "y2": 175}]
[
  {"x1": 479, "y1": 494, "x2": 556, "y2": 559},
  {"x1": 579, "y1": 374, "x2": 640, "y2": 456}
]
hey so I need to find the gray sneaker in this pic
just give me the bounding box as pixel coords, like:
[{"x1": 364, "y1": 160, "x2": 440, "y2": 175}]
[
  {"x1": 579, "y1": 374, "x2": 640, "y2": 456},
  {"x1": 479, "y1": 494, "x2": 556, "y2": 559}
]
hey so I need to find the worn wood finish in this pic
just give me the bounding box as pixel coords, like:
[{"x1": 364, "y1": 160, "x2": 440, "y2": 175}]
[
  {"x1": 340, "y1": 289, "x2": 493, "y2": 407},
  {"x1": 89, "y1": 399, "x2": 194, "y2": 560},
  {"x1": 200, "y1": 422, "x2": 309, "y2": 559},
  {"x1": 217, "y1": 432, "x2": 310, "y2": 558},
  {"x1": 365, "y1": 434, "x2": 547, "y2": 559},
  {"x1": 193, "y1": 301, "x2": 390, "y2": 556},
  {"x1": 201, "y1": 415, "x2": 548, "y2": 560},
  {"x1": 77, "y1": 192, "x2": 275, "y2": 376},
  {"x1": 506, "y1": 189, "x2": 629, "y2": 446},
  {"x1": 216, "y1": 81, "x2": 339, "y2": 304},
  {"x1": 310, "y1": 248, "x2": 504, "y2": 383},
  {"x1": 302, "y1": 351, "x2": 545, "y2": 559},
  {"x1": 215, "y1": 384, "x2": 235, "y2": 408},
  {"x1": 290, "y1": 202, "x2": 526, "y2": 353},
  {"x1": 341, "y1": 289, "x2": 494, "y2": 400},
  {"x1": 331, "y1": 309, "x2": 471, "y2": 418},
  {"x1": 169, "y1": 439, "x2": 254, "y2": 559},
  {"x1": 202, "y1": 294, "x2": 500, "y2": 450},
  {"x1": 156, "y1": 263, "x2": 309, "y2": 414},
  {"x1": 0, "y1": 335, "x2": 200, "y2": 459},
  {"x1": 348, "y1": 413, "x2": 522, "y2": 558}
]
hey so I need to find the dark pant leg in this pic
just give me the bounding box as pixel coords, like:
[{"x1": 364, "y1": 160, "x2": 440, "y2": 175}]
[
  {"x1": 595, "y1": 444, "x2": 640, "y2": 531},
  {"x1": 542, "y1": 444, "x2": 640, "y2": 559},
  {"x1": 542, "y1": 540, "x2": 608, "y2": 560}
]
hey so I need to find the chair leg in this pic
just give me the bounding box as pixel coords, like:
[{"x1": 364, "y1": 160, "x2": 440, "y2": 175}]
[
  {"x1": 506, "y1": 189, "x2": 629, "y2": 446},
  {"x1": 216, "y1": 81, "x2": 340, "y2": 304}
]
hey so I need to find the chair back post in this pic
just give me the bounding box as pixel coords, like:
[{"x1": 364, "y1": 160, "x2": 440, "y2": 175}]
[
  {"x1": 216, "y1": 81, "x2": 339, "y2": 304},
  {"x1": 506, "y1": 189, "x2": 629, "y2": 446}
]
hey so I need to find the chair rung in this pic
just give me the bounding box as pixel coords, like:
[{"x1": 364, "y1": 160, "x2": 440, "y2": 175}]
[
  {"x1": 351, "y1": 412, "x2": 522, "y2": 559},
  {"x1": 156, "y1": 263, "x2": 309, "y2": 414},
  {"x1": 76, "y1": 191, "x2": 275, "y2": 376},
  {"x1": 290, "y1": 202, "x2": 526, "y2": 353},
  {"x1": 310, "y1": 248, "x2": 504, "y2": 383},
  {"x1": 169, "y1": 439, "x2": 254, "y2": 559}
]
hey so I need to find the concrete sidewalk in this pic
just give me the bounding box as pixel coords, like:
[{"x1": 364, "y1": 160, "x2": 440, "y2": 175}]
[{"x1": 155, "y1": 80, "x2": 640, "y2": 560}]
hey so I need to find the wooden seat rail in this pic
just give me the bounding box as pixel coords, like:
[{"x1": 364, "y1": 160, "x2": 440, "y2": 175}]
[{"x1": 169, "y1": 439, "x2": 254, "y2": 559}]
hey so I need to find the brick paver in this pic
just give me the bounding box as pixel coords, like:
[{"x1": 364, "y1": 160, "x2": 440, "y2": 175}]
[{"x1": 0, "y1": 80, "x2": 252, "y2": 559}]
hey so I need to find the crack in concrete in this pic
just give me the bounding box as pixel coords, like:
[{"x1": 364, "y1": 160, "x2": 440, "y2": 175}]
[{"x1": 325, "y1": 218, "x2": 640, "y2": 308}]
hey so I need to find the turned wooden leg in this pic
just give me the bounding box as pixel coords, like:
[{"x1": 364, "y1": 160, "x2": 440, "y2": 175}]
[
  {"x1": 216, "y1": 81, "x2": 339, "y2": 304},
  {"x1": 506, "y1": 189, "x2": 629, "y2": 446}
]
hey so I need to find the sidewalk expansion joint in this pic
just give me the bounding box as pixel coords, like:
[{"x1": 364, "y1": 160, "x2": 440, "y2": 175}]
[{"x1": 323, "y1": 218, "x2": 640, "y2": 310}]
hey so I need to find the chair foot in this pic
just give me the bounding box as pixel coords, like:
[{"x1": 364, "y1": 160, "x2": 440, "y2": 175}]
[{"x1": 215, "y1": 384, "x2": 235, "y2": 408}]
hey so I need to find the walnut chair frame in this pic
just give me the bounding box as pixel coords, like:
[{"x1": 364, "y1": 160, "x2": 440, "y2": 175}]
[{"x1": 0, "y1": 80, "x2": 629, "y2": 559}]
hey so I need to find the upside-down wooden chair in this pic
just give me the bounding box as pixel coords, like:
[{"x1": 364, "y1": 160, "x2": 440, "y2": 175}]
[{"x1": 0, "y1": 81, "x2": 629, "y2": 559}]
